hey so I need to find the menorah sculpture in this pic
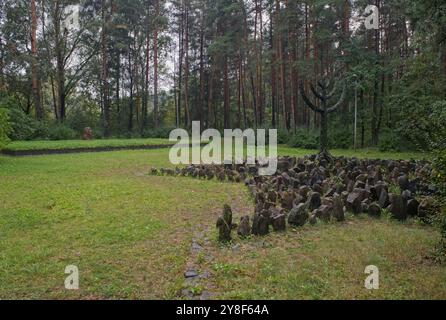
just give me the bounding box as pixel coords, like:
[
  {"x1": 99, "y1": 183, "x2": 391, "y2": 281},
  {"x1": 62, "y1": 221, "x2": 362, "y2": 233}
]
[{"x1": 300, "y1": 79, "x2": 346, "y2": 160}]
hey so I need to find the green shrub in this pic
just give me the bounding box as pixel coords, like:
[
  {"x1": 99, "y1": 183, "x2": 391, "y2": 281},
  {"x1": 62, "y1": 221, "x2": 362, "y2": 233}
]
[
  {"x1": 379, "y1": 129, "x2": 403, "y2": 152},
  {"x1": 432, "y1": 149, "x2": 446, "y2": 194},
  {"x1": 0, "y1": 108, "x2": 11, "y2": 149},
  {"x1": 277, "y1": 129, "x2": 290, "y2": 144},
  {"x1": 434, "y1": 210, "x2": 446, "y2": 264},
  {"x1": 32, "y1": 121, "x2": 50, "y2": 140},
  {"x1": 329, "y1": 129, "x2": 351, "y2": 149},
  {"x1": 7, "y1": 108, "x2": 38, "y2": 141},
  {"x1": 287, "y1": 129, "x2": 319, "y2": 149},
  {"x1": 65, "y1": 101, "x2": 101, "y2": 136},
  {"x1": 441, "y1": 214, "x2": 446, "y2": 239},
  {"x1": 428, "y1": 102, "x2": 446, "y2": 194},
  {"x1": 47, "y1": 124, "x2": 77, "y2": 141},
  {"x1": 142, "y1": 127, "x2": 176, "y2": 139}
]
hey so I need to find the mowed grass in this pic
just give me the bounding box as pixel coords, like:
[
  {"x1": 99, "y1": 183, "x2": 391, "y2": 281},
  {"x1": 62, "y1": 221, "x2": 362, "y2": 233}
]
[
  {"x1": 278, "y1": 146, "x2": 428, "y2": 161},
  {"x1": 0, "y1": 150, "x2": 251, "y2": 299},
  {"x1": 3, "y1": 137, "x2": 427, "y2": 161},
  {"x1": 0, "y1": 145, "x2": 443, "y2": 300},
  {"x1": 207, "y1": 216, "x2": 445, "y2": 300},
  {"x1": 3, "y1": 138, "x2": 173, "y2": 151}
]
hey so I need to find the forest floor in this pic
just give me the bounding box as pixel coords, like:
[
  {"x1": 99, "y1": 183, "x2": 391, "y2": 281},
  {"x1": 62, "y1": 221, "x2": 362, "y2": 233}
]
[{"x1": 0, "y1": 146, "x2": 444, "y2": 299}]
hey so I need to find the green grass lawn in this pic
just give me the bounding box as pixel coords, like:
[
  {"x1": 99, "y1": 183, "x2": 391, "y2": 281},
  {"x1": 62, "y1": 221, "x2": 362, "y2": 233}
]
[
  {"x1": 2, "y1": 138, "x2": 428, "y2": 162},
  {"x1": 278, "y1": 146, "x2": 429, "y2": 161},
  {"x1": 0, "y1": 145, "x2": 443, "y2": 299},
  {"x1": 3, "y1": 138, "x2": 173, "y2": 151}
]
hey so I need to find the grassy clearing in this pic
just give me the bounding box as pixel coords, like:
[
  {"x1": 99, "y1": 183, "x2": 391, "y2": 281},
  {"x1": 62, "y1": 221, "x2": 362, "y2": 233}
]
[
  {"x1": 206, "y1": 215, "x2": 445, "y2": 300},
  {"x1": 3, "y1": 138, "x2": 428, "y2": 162},
  {"x1": 277, "y1": 146, "x2": 429, "y2": 161},
  {"x1": 0, "y1": 150, "x2": 251, "y2": 299},
  {"x1": 3, "y1": 138, "x2": 173, "y2": 152},
  {"x1": 0, "y1": 147, "x2": 442, "y2": 300}
]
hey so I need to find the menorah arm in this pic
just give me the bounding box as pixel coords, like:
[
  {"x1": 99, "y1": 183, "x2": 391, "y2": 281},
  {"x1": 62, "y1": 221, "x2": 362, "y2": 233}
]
[
  {"x1": 318, "y1": 79, "x2": 331, "y2": 90},
  {"x1": 300, "y1": 82, "x2": 323, "y2": 113},
  {"x1": 326, "y1": 84, "x2": 338, "y2": 100},
  {"x1": 310, "y1": 84, "x2": 324, "y2": 102},
  {"x1": 327, "y1": 82, "x2": 347, "y2": 113}
]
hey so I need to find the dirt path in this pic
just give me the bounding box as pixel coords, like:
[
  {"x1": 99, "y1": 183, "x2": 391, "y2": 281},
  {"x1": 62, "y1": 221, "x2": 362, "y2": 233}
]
[{"x1": 179, "y1": 190, "x2": 254, "y2": 300}]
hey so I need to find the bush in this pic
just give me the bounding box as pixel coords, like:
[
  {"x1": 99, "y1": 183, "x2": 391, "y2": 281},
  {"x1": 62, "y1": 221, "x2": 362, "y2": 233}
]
[
  {"x1": 277, "y1": 129, "x2": 290, "y2": 144},
  {"x1": 142, "y1": 127, "x2": 176, "y2": 139},
  {"x1": 378, "y1": 128, "x2": 414, "y2": 152},
  {"x1": 427, "y1": 102, "x2": 446, "y2": 194},
  {"x1": 379, "y1": 130, "x2": 401, "y2": 152},
  {"x1": 6, "y1": 107, "x2": 76, "y2": 141},
  {"x1": 434, "y1": 210, "x2": 446, "y2": 264},
  {"x1": 7, "y1": 108, "x2": 39, "y2": 141},
  {"x1": 65, "y1": 100, "x2": 101, "y2": 137},
  {"x1": 287, "y1": 129, "x2": 319, "y2": 149},
  {"x1": 329, "y1": 128, "x2": 351, "y2": 149},
  {"x1": 432, "y1": 149, "x2": 446, "y2": 194},
  {"x1": 441, "y1": 214, "x2": 446, "y2": 239},
  {"x1": 47, "y1": 124, "x2": 77, "y2": 141},
  {"x1": 0, "y1": 108, "x2": 11, "y2": 149}
]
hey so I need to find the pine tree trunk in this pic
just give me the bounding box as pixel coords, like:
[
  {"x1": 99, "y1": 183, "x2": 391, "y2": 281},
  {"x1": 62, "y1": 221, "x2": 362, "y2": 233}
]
[
  {"x1": 270, "y1": 8, "x2": 277, "y2": 128},
  {"x1": 31, "y1": 0, "x2": 43, "y2": 120},
  {"x1": 275, "y1": 0, "x2": 287, "y2": 130},
  {"x1": 207, "y1": 66, "x2": 214, "y2": 128},
  {"x1": 116, "y1": 52, "x2": 121, "y2": 122},
  {"x1": 371, "y1": 0, "x2": 381, "y2": 145},
  {"x1": 0, "y1": 0, "x2": 3, "y2": 93},
  {"x1": 183, "y1": 1, "x2": 190, "y2": 128},
  {"x1": 304, "y1": 2, "x2": 310, "y2": 128},
  {"x1": 177, "y1": 1, "x2": 184, "y2": 128},
  {"x1": 198, "y1": 12, "x2": 205, "y2": 125},
  {"x1": 54, "y1": 1, "x2": 66, "y2": 121},
  {"x1": 237, "y1": 58, "x2": 242, "y2": 128},
  {"x1": 153, "y1": 0, "x2": 160, "y2": 128},
  {"x1": 128, "y1": 50, "x2": 134, "y2": 132},
  {"x1": 101, "y1": 0, "x2": 111, "y2": 137},
  {"x1": 223, "y1": 57, "x2": 230, "y2": 129},
  {"x1": 143, "y1": 7, "x2": 150, "y2": 131},
  {"x1": 240, "y1": 60, "x2": 247, "y2": 129}
]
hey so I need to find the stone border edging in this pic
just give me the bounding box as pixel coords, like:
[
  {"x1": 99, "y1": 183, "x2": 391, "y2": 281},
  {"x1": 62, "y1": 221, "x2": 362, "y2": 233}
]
[{"x1": 1, "y1": 142, "x2": 209, "y2": 157}]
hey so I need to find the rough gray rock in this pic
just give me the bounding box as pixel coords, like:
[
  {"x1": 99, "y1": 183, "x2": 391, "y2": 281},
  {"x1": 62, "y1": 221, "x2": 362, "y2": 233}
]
[
  {"x1": 307, "y1": 192, "x2": 322, "y2": 211},
  {"x1": 398, "y1": 175, "x2": 409, "y2": 191},
  {"x1": 368, "y1": 202, "x2": 382, "y2": 218},
  {"x1": 237, "y1": 216, "x2": 251, "y2": 238},
  {"x1": 288, "y1": 203, "x2": 309, "y2": 227},
  {"x1": 216, "y1": 205, "x2": 233, "y2": 242},
  {"x1": 271, "y1": 213, "x2": 287, "y2": 232},
  {"x1": 332, "y1": 194, "x2": 345, "y2": 222},
  {"x1": 280, "y1": 191, "x2": 294, "y2": 211},
  {"x1": 309, "y1": 212, "x2": 318, "y2": 225},
  {"x1": 407, "y1": 199, "x2": 420, "y2": 217},
  {"x1": 379, "y1": 189, "x2": 390, "y2": 209},
  {"x1": 316, "y1": 205, "x2": 332, "y2": 222},
  {"x1": 252, "y1": 213, "x2": 270, "y2": 236},
  {"x1": 389, "y1": 195, "x2": 407, "y2": 221},
  {"x1": 347, "y1": 189, "x2": 366, "y2": 214}
]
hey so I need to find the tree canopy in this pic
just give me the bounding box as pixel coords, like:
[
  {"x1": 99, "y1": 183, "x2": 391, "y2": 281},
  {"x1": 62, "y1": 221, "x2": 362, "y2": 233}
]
[{"x1": 0, "y1": 0, "x2": 444, "y2": 151}]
